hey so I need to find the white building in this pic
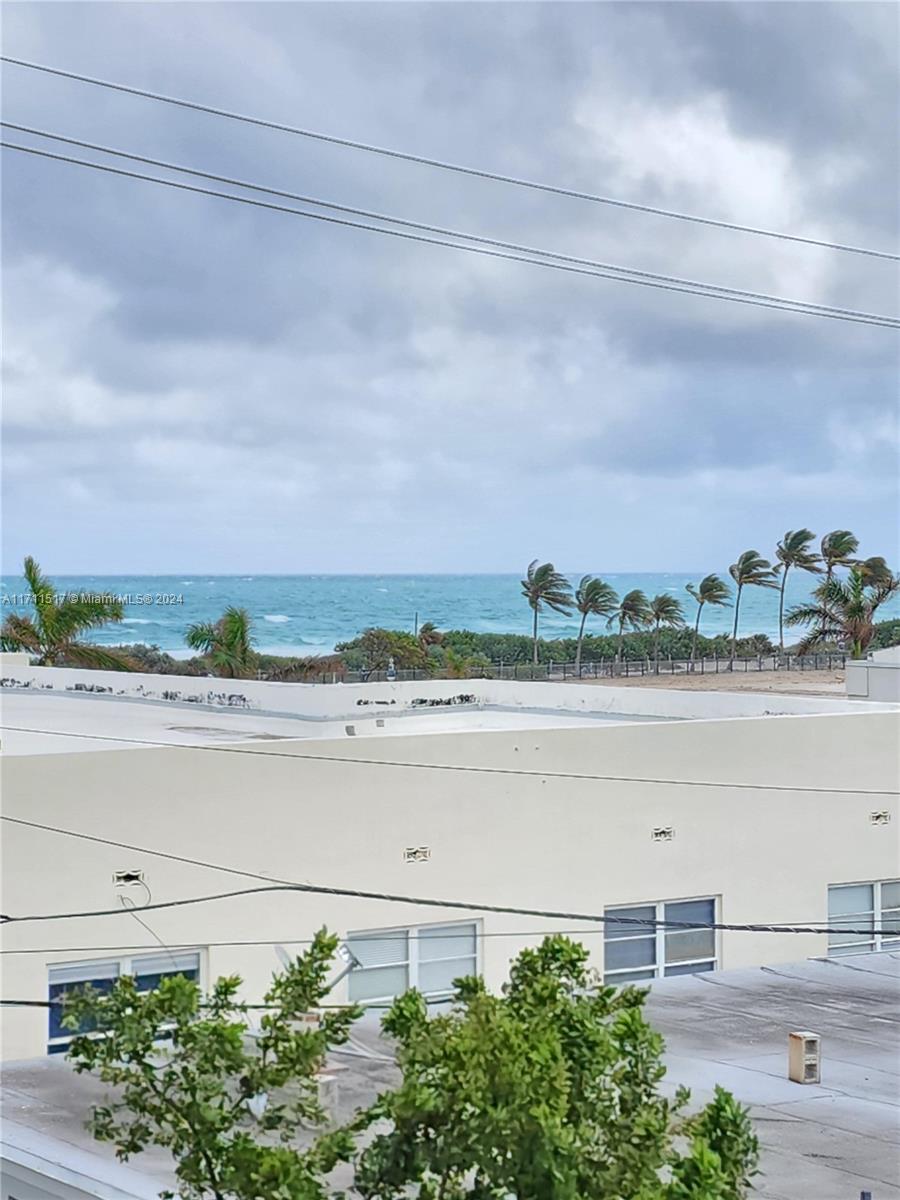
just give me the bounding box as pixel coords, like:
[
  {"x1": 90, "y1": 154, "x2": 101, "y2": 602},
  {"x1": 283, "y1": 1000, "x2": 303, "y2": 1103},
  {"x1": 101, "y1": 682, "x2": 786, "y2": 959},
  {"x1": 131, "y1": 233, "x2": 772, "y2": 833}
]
[
  {"x1": 1, "y1": 662, "x2": 898, "y2": 1064},
  {"x1": 846, "y1": 645, "x2": 900, "y2": 702}
]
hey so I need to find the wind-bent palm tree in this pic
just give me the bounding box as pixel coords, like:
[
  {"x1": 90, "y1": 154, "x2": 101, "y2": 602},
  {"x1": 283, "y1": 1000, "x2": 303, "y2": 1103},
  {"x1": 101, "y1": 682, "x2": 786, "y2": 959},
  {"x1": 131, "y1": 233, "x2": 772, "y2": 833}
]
[
  {"x1": 0, "y1": 556, "x2": 136, "y2": 669},
  {"x1": 728, "y1": 551, "x2": 779, "y2": 662},
  {"x1": 608, "y1": 589, "x2": 652, "y2": 666},
  {"x1": 787, "y1": 567, "x2": 900, "y2": 658},
  {"x1": 185, "y1": 606, "x2": 257, "y2": 678},
  {"x1": 521, "y1": 561, "x2": 573, "y2": 665},
  {"x1": 648, "y1": 593, "x2": 685, "y2": 672},
  {"x1": 573, "y1": 576, "x2": 618, "y2": 674},
  {"x1": 685, "y1": 574, "x2": 731, "y2": 665},
  {"x1": 774, "y1": 529, "x2": 821, "y2": 652},
  {"x1": 417, "y1": 621, "x2": 443, "y2": 652},
  {"x1": 855, "y1": 556, "x2": 893, "y2": 586},
  {"x1": 820, "y1": 530, "x2": 859, "y2": 582}
]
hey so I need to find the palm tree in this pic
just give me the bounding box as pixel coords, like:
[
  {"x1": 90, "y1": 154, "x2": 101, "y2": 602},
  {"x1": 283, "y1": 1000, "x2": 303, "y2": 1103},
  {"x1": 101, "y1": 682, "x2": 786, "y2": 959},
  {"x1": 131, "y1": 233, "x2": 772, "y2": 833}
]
[
  {"x1": 855, "y1": 556, "x2": 893, "y2": 586},
  {"x1": 774, "y1": 529, "x2": 821, "y2": 652},
  {"x1": 521, "y1": 561, "x2": 574, "y2": 665},
  {"x1": 787, "y1": 567, "x2": 900, "y2": 658},
  {"x1": 573, "y1": 576, "x2": 618, "y2": 674},
  {"x1": 0, "y1": 556, "x2": 136, "y2": 669},
  {"x1": 728, "y1": 551, "x2": 779, "y2": 662},
  {"x1": 185, "y1": 606, "x2": 257, "y2": 678},
  {"x1": 820, "y1": 530, "x2": 859, "y2": 582},
  {"x1": 648, "y1": 593, "x2": 685, "y2": 672},
  {"x1": 608, "y1": 589, "x2": 652, "y2": 666},
  {"x1": 417, "y1": 621, "x2": 443, "y2": 653},
  {"x1": 685, "y1": 574, "x2": 731, "y2": 665}
]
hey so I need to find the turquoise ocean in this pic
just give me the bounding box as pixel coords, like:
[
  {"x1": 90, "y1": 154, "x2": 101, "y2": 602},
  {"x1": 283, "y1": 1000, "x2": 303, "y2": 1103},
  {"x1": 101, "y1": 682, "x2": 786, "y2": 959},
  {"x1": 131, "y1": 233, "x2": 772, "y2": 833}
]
[{"x1": 4, "y1": 572, "x2": 895, "y2": 658}]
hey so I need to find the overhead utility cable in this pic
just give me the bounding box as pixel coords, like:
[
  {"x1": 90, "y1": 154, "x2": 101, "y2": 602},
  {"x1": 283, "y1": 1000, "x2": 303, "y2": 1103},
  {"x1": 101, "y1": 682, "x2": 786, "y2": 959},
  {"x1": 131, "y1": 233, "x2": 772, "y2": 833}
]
[
  {"x1": 0, "y1": 816, "x2": 891, "y2": 937},
  {"x1": 3, "y1": 123, "x2": 894, "y2": 326},
  {"x1": 2, "y1": 55, "x2": 897, "y2": 261},
  {"x1": 1, "y1": 725, "x2": 896, "y2": 795},
  {"x1": 2, "y1": 142, "x2": 897, "y2": 330}
]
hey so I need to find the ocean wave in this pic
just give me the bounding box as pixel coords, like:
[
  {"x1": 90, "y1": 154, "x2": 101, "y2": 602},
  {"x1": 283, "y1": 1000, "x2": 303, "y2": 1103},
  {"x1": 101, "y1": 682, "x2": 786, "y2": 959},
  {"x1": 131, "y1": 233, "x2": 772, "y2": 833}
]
[
  {"x1": 263, "y1": 614, "x2": 290, "y2": 623},
  {"x1": 122, "y1": 618, "x2": 154, "y2": 625}
]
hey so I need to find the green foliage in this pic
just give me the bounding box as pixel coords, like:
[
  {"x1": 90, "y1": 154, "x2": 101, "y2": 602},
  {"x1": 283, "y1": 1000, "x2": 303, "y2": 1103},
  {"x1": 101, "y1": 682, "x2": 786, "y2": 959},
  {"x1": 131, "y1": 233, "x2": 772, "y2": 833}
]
[
  {"x1": 352, "y1": 936, "x2": 758, "y2": 1200},
  {"x1": 335, "y1": 627, "x2": 429, "y2": 672},
  {"x1": 185, "y1": 607, "x2": 258, "y2": 679},
  {"x1": 870, "y1": 617, "x2": 900, "y2": 650},
  {"x1": 0, "y1": 556, "x2": 136, "y2": 669},
  {"x1": 63, "y1": 931, "x2": 360, "y2": 1200},
  {"x1": 820, "y1": 529, "x2": 859, "y2": 578},
  {"x1": 521, "y1": 560, "x2": 574, "y2": 664},
  {"x1": 786, "y1": 567, "x2": 900, "y2": 658}
]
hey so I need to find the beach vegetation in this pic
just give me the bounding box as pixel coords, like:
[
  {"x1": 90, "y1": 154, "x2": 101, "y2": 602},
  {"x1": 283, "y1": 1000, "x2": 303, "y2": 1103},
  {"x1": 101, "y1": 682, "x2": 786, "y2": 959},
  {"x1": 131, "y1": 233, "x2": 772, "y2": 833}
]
[
  {"x1": 0, "y1": 556, "x2": 137, "y2": 670},
  {"x1": 521, "y1": 560, "x2": 574, "y2": 665},
  {"x1": 787, "y1": 566, "x2": 900, "y2": 659},
  {"x1": 185, "y1": 606, "x2": 258, "y2": 679},
  {"x1": 608, "y1": 589, "x2": 652, "y2": 665},
  {"x1": 774, "y1": 530, "x2": 821, "y2": 652},
  {"x1": 648, "y1": 593, "x2": 686, "y2": 670},
  {"x1": 685, "y1": 574, "x2": 731, "y2": 664},
  {"x1": 573, "y1": 575, "x2": 619, "y2": 673},
  {"x1": 728, "y1": 552, "x2": 780, "y2": 662}
]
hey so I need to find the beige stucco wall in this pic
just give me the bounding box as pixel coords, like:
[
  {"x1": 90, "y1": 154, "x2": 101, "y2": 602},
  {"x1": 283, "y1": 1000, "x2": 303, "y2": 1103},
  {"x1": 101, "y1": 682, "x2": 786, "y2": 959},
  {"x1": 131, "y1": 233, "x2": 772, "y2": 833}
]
[{"x1": 2, "y1": 708, "x2": 898, "y2": 1060}]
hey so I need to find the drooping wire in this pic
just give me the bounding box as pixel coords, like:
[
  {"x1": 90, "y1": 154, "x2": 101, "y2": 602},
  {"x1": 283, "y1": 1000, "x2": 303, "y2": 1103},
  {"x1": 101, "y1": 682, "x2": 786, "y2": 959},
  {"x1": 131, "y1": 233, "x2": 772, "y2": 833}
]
[{"x1": 2, "y1": 54, "x2": 897, "y2": 262}]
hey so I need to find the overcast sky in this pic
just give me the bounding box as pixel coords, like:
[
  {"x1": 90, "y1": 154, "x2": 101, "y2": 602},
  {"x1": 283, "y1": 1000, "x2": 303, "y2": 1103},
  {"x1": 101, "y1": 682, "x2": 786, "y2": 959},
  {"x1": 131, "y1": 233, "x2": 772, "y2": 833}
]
[{"x1": 2, "y1": 1, "x2": 898, "y2": 574}]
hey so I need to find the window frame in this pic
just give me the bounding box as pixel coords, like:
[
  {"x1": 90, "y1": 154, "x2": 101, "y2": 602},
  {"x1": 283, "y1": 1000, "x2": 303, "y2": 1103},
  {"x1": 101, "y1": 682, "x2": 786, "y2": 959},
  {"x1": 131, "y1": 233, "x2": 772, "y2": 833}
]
[
  {"x1": 346, "y1": 919, "x2": 481, "y2": 1004},
  {"x1": 47, "y1": 949, "x2": 204, "y2": 1053},
  {"x1": 603, "y1": 896, "x2": 719, "y2": 984},
  {"x1": 827, "y1": 879, "x2": 900, "y2": 956}
]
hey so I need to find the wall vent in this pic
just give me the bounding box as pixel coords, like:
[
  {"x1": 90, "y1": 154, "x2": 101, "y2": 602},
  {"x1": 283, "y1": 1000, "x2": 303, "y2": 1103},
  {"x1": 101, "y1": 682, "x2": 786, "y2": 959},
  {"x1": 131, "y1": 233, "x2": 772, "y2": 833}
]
[
  {"x1": 344, "y1": 724, "x2": 356, "y2": 736},
  {"x1": 375, "y1": 718, "x2": 385, "y2": 728},
  {"x1": 113, "y1": 869, "x2": 145, "y2": 887},
  {"x1": 651, "y1": 827, "x2": 675, "y2": 842},
  {"x1": 403, "y1": 846, "x2": 431, "y2": 863},
  {"x1": 870, "y1": 810, "x2": 891, "y2": 825}
]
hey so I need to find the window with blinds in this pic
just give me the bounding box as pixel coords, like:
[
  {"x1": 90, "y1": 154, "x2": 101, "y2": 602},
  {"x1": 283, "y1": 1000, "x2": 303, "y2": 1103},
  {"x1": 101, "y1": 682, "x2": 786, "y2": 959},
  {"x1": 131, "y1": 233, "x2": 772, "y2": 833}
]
[
  {"x1": 828, "y1": 880, "x2": 900, "y2": 955},
  {"x1": 604, "y1": 897, "x2": 717, "y2": 984},
  {"x1": 47, "y1": 951, "x2": 201, "y2": 1053},
  {"x1": 347, "y1": 921, "x2": 478, "y2": 1004}
]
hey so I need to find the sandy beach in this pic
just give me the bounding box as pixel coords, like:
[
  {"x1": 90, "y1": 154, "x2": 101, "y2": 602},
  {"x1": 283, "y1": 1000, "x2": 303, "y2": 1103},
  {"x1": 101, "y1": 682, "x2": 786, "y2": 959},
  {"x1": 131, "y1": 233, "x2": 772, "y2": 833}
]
[{"x1": 566, "y1": 668, "x2": 847, "y2": 697}]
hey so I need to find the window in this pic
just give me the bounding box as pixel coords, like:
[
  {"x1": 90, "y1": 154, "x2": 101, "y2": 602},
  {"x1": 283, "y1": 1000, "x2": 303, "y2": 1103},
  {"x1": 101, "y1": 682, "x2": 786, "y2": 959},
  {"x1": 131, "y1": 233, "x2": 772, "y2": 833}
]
[
  {"x1": 47, "y1": 951, "x2": 201, "y2": 1053},
  {"x1": 827, "y1": 880, "x2": 900, "y2": 955},
  {"x1": 347, "y1": 922, "x2": 478, "y2": 1004},
  {"x1": 604, "y1": 898, "x2": 717, "y2": 984}
]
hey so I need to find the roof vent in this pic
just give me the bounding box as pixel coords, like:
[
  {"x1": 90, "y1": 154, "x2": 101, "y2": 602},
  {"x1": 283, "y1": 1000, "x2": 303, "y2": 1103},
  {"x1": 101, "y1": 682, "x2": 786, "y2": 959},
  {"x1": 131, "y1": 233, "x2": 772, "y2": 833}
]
[{"x1": 788, "y1": 1031, "x2": 821, "y2": 1084}]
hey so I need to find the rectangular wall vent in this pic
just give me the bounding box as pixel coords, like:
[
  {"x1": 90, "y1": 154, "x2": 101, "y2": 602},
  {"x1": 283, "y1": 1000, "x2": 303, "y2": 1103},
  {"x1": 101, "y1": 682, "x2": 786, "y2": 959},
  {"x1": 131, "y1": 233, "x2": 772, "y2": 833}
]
[
  {"x1": 651, "y1": 827, "x2": 675, "y2": 842},
  {"x1": 403, "y1": 846, "x2": 431, "y2": 863},
  {"x1": 870, "y1": 810, "x2": 891, "y2": 825},
  {"x1": 344, "y1": 724, "x2": 356, "y2": 736},
  {"x1": 113, "y1": 870, "x2": 145, "y2": 887}
]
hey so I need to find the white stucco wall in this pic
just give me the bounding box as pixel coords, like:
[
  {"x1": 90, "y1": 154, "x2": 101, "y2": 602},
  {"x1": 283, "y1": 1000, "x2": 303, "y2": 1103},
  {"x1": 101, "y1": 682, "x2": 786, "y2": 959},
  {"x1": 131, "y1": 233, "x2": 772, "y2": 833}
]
[
  {"x1": 846, "y1": 647, "x2": 900, "y2": 702},
  {"x1": 2, "y1": 704, "x2": 898, "y2": 1062}
]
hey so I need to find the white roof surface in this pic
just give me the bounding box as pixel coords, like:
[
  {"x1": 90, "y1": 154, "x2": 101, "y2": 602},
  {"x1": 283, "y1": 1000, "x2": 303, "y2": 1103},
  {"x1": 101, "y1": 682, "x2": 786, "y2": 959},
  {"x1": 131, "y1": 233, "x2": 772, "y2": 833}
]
[{"x1": 0, "y1": 689, "x2": 652, "y2": 756}]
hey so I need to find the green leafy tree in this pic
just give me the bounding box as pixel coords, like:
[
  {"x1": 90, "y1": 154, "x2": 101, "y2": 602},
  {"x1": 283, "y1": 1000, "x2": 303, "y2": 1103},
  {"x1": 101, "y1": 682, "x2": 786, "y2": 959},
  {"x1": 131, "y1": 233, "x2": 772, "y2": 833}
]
[
  {"x1": 352, "y1": 936, "x2": 758, "y2": 1200},
  {"x1": 0, "y1": 555, "x2": 136, "y2": 670},
  {"x1": 728, "y1": 551, "x2": 779, "y2": 662},
  {"x1": 774, "y1": 529, "x2": 821, "y2": 652},
  {"x1": 186, "y1": 607, "x2": 258, "y2": 679},
  {"x1": 648, "y1": 593, "x2": 686, "y2": 671},
  {"x1": 685, "y1": 574, "x2": 731, "y2": 664},
  {"x1": 336, "y1": 627, "x2": 428, "y2": 674},
  {"x1": 787, "y1": 566, "x2": 900, "y2": 658},
  {"x1": 62, "y1": 931, "x2": 360, "y2": 1200},
  {"x1": 608, "y1": 588, "x2": 652, "y2": 665},
  {"x1": 573, "y1": 576, "x2": 618, "y2": 673},
  {"x1": 520, "y1": 560, "x2": 574, "y2": 665},
  {"x1": 820, "y1": 529, "x2": 859, "y2": 581}
]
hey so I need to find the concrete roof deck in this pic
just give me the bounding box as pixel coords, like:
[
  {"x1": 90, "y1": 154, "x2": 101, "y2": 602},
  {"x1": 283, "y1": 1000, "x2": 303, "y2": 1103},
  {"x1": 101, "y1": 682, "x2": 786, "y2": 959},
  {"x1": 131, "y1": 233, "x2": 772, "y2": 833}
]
[
  {"x1": 2, "y1": 953, "x2": 897, "y2": 1199},
  {"x1": 0, "y1": 688, "x2": 665, "y2": 756}
]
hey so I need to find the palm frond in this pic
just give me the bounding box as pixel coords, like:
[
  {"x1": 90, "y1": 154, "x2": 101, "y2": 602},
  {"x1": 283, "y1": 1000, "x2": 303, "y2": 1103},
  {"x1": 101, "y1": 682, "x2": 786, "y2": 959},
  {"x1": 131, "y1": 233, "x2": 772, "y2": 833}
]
[{"x1": 62, "y1": 644, "x2": 140, "y2": 672}]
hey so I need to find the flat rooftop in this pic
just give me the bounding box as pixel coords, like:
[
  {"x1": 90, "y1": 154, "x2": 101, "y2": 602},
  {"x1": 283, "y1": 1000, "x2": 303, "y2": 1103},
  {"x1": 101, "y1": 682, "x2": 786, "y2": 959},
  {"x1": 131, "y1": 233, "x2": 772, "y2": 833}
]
[
  {"x1": 2, "y1": 953, "x2": 897, "y2": 1200},
  {"x1": 0, "y1": 688, "x2": 663, "y2": 756}
]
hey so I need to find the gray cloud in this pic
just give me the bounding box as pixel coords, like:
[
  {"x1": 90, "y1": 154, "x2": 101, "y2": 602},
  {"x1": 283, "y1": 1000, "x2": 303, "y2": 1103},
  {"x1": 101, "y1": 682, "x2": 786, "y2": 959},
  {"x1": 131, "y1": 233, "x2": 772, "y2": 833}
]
[{"x1": 2, "y1": 1, "x2": 898, "y2": 573}]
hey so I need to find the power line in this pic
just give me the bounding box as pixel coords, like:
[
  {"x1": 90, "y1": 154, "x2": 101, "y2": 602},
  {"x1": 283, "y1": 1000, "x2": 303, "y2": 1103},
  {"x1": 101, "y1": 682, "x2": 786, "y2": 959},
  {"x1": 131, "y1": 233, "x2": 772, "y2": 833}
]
[
  {"x1": 3, "y1": 140, "x2": 898, "y2": 331},
  {"x1": 0, "y1": 815, "x2": 890, "y2": 937},
  {"x1": 3, "y1": 123, "x2": 895, "y2": 327},
  {"x1": 2, "y1": 54, "x2": 896, "y2": 263},
  {"x1": 2, "y1": 724, "x2": 895, "y2": 795}
]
